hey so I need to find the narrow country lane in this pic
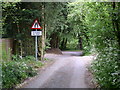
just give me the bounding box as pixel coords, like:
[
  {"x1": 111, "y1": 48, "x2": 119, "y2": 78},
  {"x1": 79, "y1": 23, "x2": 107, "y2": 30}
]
[{"x1": 22, "y1": 51, "x2": 95, "y2": 88}]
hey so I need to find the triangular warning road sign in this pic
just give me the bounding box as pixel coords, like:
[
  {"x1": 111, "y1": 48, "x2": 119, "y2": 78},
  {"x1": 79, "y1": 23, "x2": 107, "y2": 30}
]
[{"x1": 31, "y1": 19, "x2": 42, "y2": 29}]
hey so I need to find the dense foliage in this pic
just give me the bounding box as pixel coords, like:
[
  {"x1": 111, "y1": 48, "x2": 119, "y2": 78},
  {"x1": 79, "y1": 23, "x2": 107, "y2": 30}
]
[
  {"x1": 2, "y1": 2, "x2": 120, "y2": 88},
  {"x1": 86, "y1": 3, "x2": 120, "y2": 88},
  {"x1": 2, "y1": 2, "x2": 44, "y2": 56},
  {"x1": 68, "y1": 2, "x2": 90, "y2": 51},
  {"x1": 44, "y1": 3, "x2": 70, "y2": 49},
  {"x1": 68, "y1": 2, "x2": 120, "y2": 88},
  {"x1": 2, "y1": 56, "x2": 43, "y2": 88}
]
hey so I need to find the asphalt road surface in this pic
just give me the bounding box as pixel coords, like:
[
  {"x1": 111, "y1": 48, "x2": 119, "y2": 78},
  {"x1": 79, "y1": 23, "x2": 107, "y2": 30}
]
[{"x1": 22, "y1": 51, "x2": 95, "y2": 88}]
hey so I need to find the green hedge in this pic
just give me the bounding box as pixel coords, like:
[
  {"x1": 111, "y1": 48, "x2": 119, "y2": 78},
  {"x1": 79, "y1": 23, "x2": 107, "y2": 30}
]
[
  {"x1": 2, "y1": 56, "x2": 43, "y2": 88},
  {"x1": 91, "y1": 47, "x2": 120, "y2": 88}
]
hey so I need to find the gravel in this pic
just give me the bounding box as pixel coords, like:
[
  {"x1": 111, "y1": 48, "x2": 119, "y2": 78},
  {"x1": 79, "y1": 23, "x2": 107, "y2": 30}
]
[{"x1": 22, "y1": 52, "x2": 95, "y2": 88}]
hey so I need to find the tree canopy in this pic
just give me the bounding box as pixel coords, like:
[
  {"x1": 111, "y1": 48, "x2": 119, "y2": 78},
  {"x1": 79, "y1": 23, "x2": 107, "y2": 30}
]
[{"x1": 2, "y1": 2, "x2": 120, "y2": 88}]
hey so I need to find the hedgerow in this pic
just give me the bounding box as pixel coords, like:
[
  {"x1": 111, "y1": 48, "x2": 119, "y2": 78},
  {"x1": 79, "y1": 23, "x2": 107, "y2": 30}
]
[
  {"x1": 91, "y1": 45, "x2": 120, "y2": 88},
  {"x1": 81, "y1": 2, "x2": 120, "y2": 88},
  {"x1": 2, "y1": 56, "x2": 43, "y2": 88}
]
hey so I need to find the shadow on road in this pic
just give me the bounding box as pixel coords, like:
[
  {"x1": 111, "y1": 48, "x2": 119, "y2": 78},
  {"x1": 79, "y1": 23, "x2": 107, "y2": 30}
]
[{"x1": 62, "y1": 51, "x2": 84, "y2": 56}]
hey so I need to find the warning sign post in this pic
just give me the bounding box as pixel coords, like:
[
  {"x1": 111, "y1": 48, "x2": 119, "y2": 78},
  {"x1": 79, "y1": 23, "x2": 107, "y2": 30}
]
[
  {"x1": 31, "y1": 19, "x2": 42, "y2": 29},
  {"x1": 31, "y1": 19, "x2": 42, "y2": 61}
]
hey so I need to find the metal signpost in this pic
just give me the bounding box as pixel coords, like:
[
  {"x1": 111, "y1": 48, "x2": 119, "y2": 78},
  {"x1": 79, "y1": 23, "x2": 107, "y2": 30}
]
[{"x1": 31, "y1": 19, "x2": 42, "y2": 61}]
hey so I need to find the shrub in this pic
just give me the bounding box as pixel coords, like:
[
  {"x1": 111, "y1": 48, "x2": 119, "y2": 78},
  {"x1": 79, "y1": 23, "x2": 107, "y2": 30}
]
[
  {"x1": 91, "y1": 46, "x2": 120, "y2": 88},
  {"x1": 23, "y1": 56, "x2": 35, "y2": 61},
  {"x1": 2, "y1": 55, "x2": 43, "y2": 88},
  {"x1": 12, "y1": 55, "x2": 20, "y2": 61}
]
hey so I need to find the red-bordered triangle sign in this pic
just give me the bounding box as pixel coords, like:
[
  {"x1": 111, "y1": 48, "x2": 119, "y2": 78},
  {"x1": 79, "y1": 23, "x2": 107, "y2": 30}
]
[{"x1": 31, "y1": 19, "x2": 42, "y2": 29}]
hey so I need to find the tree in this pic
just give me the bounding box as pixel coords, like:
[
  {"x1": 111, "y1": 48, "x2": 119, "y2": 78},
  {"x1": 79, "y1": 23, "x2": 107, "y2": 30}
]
[
  {"x1": 2, "y1": 2, "x2": 44, "y2": 58},
  {"x1": 82, "y1": 2, "x2": 120, "y2": 88},
  {"x1": 44, "y1": 2, "x2": 69, "y2": 49},
  {"x1": 67, "y1": 2, "x2": 120, "y2": 88},
  {"x1": 67, "y1": 2, "x2": 90, "y2": 50}
]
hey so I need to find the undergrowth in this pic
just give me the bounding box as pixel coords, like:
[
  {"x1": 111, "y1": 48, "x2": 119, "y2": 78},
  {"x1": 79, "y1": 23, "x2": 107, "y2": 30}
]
[{"x1": 2, "y1": 55, "x2": 43, "y2": 88}]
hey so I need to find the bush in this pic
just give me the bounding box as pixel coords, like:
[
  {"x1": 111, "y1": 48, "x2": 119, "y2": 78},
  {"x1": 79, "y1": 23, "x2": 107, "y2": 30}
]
[
  {"x1": 91, "y1": 46, "x2": 120, "y2": 88},
  {"x1": 12, "y1": 55, "x2": 20, "y2": 61},
  {"x1": 23, "y1": 56, "x2": 35, "y2": 61},
  {"x1": 2, "y1": 56, "x2": 43, "y2": 88}
]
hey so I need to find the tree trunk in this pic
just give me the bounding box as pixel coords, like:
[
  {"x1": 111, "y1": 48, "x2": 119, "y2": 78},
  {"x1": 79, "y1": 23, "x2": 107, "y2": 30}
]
[
  {"x1": 39, "y1": 3, "x2": 45, "y2": 60},
  {"x1": 64, "y1": 38, "x2": 67, "y2": 49},
  {"x1": 50, "y1": 32, "x2": 60, "y2": 48},
  {"x1": 112, "y1": 2, "x2": 120, "y2": 62},
  {"x1": 78, "y1": 34, "x2": 83, "y2": 50},
  {"x1": 112, "y1": 2, "x2": 120, "y2": 46},
  {"x1": 60, "y1": 38, "x2": 67, "y2": 50}
]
